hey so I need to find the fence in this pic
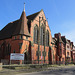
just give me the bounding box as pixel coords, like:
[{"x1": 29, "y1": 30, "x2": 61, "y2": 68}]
[{"x1": 0, "y1": 60, "x2": 75, "y2": 65}]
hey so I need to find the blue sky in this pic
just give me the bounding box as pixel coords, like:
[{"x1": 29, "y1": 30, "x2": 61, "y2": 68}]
[{"x1": 0, "y1": 0, "x2": 75, "y2": 45}]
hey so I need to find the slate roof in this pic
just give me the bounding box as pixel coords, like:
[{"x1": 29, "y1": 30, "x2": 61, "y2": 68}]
[
  {"x1": 13, "y1": 11, "x2": 30, "y2": 36},
  {"x1": 51, "y1": 38, "x2": 57, "y2": 46},
  {"x1": 58, "y1": 38, "x2": 63, "y2": 43},
  {"x1": 27, "y1": 11, "x2": 40, "y2": 21},
  {"x1": 0, "y1": 10, "x2": 40, "y2": 40},
  {"x1": 0, "y1": 20, "x2": 19, "y2": 40},
  {"x1": 61, "y1": 37, "x2": 69, "y2": 44}
]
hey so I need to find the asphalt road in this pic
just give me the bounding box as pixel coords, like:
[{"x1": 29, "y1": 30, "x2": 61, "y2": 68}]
[{"x1": 16, "y1": 66, "x2": 75, "y2": 75}]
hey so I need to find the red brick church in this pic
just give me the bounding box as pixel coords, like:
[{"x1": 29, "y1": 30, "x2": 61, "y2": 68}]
[
  {"x1": 0, "y1": 5, "x2": 54, "y2": 64},
  {"x1": 0, "y1": 4, "x2": 75, "y2": 65}
]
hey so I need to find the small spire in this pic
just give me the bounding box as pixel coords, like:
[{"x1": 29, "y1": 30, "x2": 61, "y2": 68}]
[{"x1": 24, "y1": 3, "x2": 25, "y2": 12}]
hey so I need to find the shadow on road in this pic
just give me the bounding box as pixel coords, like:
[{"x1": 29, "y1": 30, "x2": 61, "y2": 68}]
[{"x1": 40, "y1": 67, "x2": 75, "y2": 75}]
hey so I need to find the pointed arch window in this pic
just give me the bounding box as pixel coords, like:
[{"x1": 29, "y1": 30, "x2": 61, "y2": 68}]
[
  {"x1": 8, "y1": 44, "x2": 11, "y2": 55},
  {"x1": 0, "y1": 45, "x2": 2, "y2": 55},
  {"x1": 0, "y1": 45, "x2": 1, "y2": 51},
  {"x1": 34, "y1": 25, "x2": 38, "y2": 44},
  {"x1": 5, "y1": 46, "x2": 8, "y2": 55},
  {"x1": 40, "y1": 25, "x2": 45, "y2": 45},
  {"x1": 13, "y1": 50, "x2": 16, "y2": 53},
  {"x1": 46, "y1": 30, "x2": 49, "y2": 46}
]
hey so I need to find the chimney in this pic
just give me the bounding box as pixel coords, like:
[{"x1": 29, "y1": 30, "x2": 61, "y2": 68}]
[{"x1": 54, "y1": 33, "x2": 61, "y2": 39}]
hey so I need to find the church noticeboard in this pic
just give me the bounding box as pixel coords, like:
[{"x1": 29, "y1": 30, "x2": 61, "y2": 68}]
[{"x1": 10, "y1": 53, "x2": 24, "y2": 60}]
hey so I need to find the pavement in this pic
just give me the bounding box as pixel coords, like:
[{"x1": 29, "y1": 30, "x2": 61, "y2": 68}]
[
  {"x1": 16, "y1": 66, "x2": 75, "y2": 75},
  {"x1": 0, "y1": 65, "x2": 75, "y2": 75}
]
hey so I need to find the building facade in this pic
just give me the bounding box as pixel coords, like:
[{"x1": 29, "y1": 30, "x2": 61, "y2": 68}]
[
  {"x1": 53, "y1": 33, "x2": 65, "y2": 64},
  {"x1": 0, "y1": 6, "x2": 75, "y2": 65},
  {"x1": 53, "y1": 33, "x2": 74, "y2": 64},
  {"x1": 0, "y1": 7, "x2": 53, "y2": 64}
]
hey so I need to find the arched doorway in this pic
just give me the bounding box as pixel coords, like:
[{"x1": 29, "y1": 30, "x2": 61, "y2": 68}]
[
  {"x1": 48, "y1": 47, "x2": 52, "y2": 64},
  {"x1": 24, "y1": 52, "x2": 28, "y2": 64},
  {"x1": 24, "y1": 51, "x2": 30, "y2": 64}
]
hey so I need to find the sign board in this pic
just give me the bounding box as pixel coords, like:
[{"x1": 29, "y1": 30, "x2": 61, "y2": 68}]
[{"x1": 10, "y1": 53, "x2": 24, "y2": 60}]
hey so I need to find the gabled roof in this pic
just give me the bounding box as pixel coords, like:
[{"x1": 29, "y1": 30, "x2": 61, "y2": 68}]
[
  {"x1": 0, "y1": 20, "x2": 19, "y2": 40},
  {"x1": 61, "y1": 37, "x2": 69, "y2": 44},
  {"x1": 27, "y1": 11, "x2": 40, "y2": 21},
  {"x1": 0, "y1": 10, "x2": 41, "y2": 40},
  {"x1": 58, "y1": 38, "x2": 62, "y2": 43},
  {"x1": 51, "y1": 38, "x2": 57, "y2": 45}
]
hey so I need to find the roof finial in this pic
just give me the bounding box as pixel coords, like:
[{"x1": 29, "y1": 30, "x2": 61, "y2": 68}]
[{"x1": 24, "y1": 3, "x2": 25, "y2": 12}]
